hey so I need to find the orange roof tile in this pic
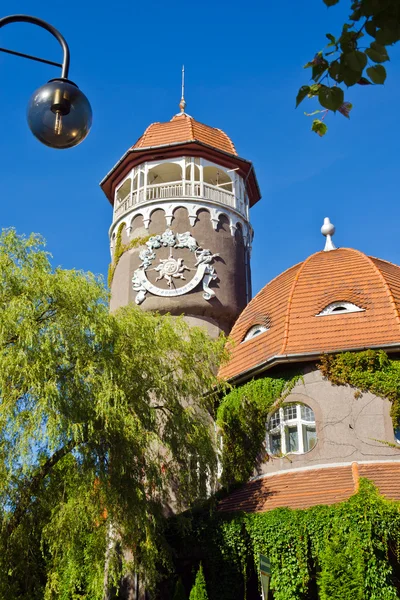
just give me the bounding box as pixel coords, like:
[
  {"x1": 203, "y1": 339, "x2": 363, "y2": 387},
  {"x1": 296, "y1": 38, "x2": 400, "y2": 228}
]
[
  {"x1": 132, "y1": 113, "x2": 237, "y2": 155},
  {"x1": 219, "y1": 248, "x2": 400, "y2": 381},
  {"x1": 218, "y1": 462, "x2": 400, "y2": 513}
]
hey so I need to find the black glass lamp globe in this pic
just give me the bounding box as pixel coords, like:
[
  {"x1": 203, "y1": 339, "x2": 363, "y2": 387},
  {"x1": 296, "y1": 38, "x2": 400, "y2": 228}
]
[{"x1": 27, "y1": 79, "x2": 92, "y2": 149}]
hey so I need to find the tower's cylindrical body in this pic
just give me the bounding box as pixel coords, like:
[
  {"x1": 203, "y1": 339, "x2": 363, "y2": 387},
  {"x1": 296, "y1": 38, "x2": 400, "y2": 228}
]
[{"x1": 101, "y1": 113, "x2": 261, "y2": 336}]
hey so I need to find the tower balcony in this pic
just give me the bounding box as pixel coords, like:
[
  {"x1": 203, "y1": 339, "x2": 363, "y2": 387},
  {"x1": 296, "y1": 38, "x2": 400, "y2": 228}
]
[
  {"x1": 113, "y1": 180, "x2": 247, "y2": 222},
  {"x1": 112, "y1": 157, "x2": 249, "y2": 225}
]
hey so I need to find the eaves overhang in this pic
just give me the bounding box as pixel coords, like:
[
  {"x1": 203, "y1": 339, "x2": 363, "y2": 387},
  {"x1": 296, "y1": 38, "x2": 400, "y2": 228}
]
[
  {"x1": 224, "y1": 343, "x2": 400, "y2": 386},
  {"x1": 100, "y1": 140, "x2": 261, "y2": 209}
]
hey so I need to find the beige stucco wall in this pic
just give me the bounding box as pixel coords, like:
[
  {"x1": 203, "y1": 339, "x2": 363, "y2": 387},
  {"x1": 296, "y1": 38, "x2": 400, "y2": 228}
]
[{"x1": 257, "y1": 364, "x2": 400, "y2": 476}]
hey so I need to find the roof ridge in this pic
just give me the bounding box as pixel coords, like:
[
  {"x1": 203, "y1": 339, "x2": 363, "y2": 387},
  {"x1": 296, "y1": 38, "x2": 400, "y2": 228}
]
[
  {"x1": 369, "y1": 254, "x2": 400, "y2": 270},
  {"x1": 215, "y1": 127, "x2": 236, "y2": 154},
  {"x1": 279, "y1": 252, "x2": 319, "y2": 355},
  {"x1": 188, "y1": 113, "x2": 194, "y2": 139},
  {"x1": 352, "y1": 249, "x2": 400, "y2": 328},
  {"x1": 132, "y1": 122, "x2": 159, "y2": 149}
]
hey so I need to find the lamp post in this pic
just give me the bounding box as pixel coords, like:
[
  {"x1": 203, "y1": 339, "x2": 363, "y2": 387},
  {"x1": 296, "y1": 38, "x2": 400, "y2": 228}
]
[{"x1": 0, "y1": 15, "x2": 92, "y2": 149}]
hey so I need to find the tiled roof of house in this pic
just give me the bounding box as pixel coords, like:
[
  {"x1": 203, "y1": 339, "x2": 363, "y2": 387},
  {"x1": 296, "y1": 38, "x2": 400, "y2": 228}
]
[
  {"x1": 132, "y1": 113, "x2": 237, "y2": 155},
  {"x1": 218, "y1": 462, "x2": 400, "y2": 512},
  {"x1": 219, "y1": 248, "x2": 400, "y2": 381}
]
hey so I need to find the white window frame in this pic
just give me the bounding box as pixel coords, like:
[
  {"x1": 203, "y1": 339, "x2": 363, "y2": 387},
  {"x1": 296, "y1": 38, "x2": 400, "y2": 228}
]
[
  {"x1": 242, "y1": 324, "x2": 269, "y2": 342},
  {"x1": 267, "y1": 403, "x2": 317, "y2": 456},
  {"x1": 316, "y1": 301, "x2": 364, "y2": 316}
]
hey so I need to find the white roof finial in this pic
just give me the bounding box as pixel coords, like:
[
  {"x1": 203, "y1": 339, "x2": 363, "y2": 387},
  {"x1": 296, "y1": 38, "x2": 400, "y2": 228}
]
[
  {"x1": 321, "y1": 217, "x2": 337, "y2": 251},
  {"x1": 179, "y1": 65, "x2": 186, "y2": 114}
]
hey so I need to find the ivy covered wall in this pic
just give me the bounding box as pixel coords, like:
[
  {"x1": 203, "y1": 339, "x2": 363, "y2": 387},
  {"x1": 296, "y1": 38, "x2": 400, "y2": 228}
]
[
  {"x1": 159, "y1": 480, "x2": 400, "y2": 600},
  {"x1": 156, "y1": 350, "x2": 400, "y2": 599}
]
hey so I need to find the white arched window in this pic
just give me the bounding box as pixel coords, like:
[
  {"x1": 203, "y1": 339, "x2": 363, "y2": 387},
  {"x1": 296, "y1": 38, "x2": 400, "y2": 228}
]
[
  {"x1": 243, "y1": 324, "x2": 269, "y2": 342},
  {"x1": 316, "y1": 301, "x2": 364, "y2": 316},
  {"x1": 267, "y1": 403, "x2": 317, "y2": 456}
]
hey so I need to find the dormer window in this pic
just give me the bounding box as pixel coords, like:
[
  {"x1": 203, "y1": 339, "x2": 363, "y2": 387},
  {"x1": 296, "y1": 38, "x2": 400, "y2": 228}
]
[
  {"x1": 316, "y1": 301, "x2": 364, "y2": 317},
  {"x1": 243, "y1": 324, "x2": 269, "y2": 342}
]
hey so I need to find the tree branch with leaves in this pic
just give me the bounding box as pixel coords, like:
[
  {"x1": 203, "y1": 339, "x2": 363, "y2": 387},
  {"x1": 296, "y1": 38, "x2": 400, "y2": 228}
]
[
  {"x1": 0, "y1": 229, "x2": 227, "y2": 599},
  {"x1": 297, "y1": 0, "x2": 400, "y2": 135}
]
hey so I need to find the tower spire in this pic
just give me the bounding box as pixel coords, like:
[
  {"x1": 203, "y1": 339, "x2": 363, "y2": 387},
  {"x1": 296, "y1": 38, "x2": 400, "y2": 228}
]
[{"x1": 179, "y1": 65, "x2": 186, "y2": 114}]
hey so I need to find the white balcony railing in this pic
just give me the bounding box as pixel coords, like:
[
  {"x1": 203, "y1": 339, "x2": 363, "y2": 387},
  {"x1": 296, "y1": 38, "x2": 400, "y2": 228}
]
[{"x1": 114, "y1": 180, "x2": 245, "y2": 220}]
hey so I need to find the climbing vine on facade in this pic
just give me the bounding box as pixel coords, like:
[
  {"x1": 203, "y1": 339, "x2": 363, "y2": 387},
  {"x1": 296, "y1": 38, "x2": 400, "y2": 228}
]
[
  {"x1": 162, "y1": 480, "x2": 400, "y2": 600},
  {"x1": 216, "y1": 375, "x2": 301, "y2": 488},
  {"x1": 108, "y1": 222, "x2": 151, "y2": 287}
]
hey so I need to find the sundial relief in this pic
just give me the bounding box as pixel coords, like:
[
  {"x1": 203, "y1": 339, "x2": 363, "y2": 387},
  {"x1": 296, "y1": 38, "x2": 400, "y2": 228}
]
[{"x1": 132, "y1": 229, "x2": 219, "y2": 305}]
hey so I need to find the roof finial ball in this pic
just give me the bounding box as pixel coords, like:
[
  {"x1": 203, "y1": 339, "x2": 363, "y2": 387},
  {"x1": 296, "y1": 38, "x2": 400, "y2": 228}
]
[{"x1": 321, "y1": 217, "x2": 337, "y2": 252}]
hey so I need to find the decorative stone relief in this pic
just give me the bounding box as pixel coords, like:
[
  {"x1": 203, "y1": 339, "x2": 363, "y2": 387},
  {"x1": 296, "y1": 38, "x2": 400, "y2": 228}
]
[{"x1": 131, "y1": 229, "x2": 219, "y2": 305}]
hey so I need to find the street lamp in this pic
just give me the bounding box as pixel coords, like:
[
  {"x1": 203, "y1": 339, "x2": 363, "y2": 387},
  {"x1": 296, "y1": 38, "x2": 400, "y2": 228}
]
[{"x1": 0, "y1": 15, "x2": 92, "y2": 149}]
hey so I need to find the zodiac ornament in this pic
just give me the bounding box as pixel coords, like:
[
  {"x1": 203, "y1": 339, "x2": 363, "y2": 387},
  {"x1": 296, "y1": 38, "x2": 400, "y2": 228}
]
[{"x1": 132, "y1": 229, "x2": 219, "y2": 305}]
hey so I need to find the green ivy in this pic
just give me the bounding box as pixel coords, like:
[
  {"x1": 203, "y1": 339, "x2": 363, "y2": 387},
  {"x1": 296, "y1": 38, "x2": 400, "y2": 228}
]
[
  {"x1": 162, "y1": 480, "x2": 400, "y2": 600},
  {"x1": 107, "y1": 222, "x2": 151, "y2": 287},
  {"x1": 319, "y1": 350, "x2": 400, "y2": 426},
  {"x1": 173, "y1": 578, "x2": 188, "y2": 600},
  {"x1": 216, "y1": 375, "x2": 301, "y2": 488}
]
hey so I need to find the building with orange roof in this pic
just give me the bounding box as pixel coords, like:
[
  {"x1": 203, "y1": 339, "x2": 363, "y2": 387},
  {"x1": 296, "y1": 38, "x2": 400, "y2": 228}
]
[
  {"x1": 101, "y1": 93, "x2": 260, "y2": 335},
  {"x1": 101, "y1": 91, "x2": 400, "y2": 599},
  {"x1": 216, "y1": 218, "x2": 400, "y2": 507}
]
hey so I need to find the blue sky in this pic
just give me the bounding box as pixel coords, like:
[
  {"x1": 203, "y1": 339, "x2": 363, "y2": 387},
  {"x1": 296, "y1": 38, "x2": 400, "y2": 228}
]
[{"x1": 1, "y1": 0, "x2": 400, "y2": 296}]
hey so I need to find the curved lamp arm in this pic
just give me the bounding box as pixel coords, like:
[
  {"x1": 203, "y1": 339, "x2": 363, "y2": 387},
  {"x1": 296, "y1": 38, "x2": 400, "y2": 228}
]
[{"x1": 0, "y1": 14, "x2": 70, "y2": 79}]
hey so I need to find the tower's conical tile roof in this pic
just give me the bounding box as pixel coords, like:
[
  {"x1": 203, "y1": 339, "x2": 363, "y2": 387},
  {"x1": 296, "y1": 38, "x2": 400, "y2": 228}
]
[{"x1": 132, "y1": 113, "x2": 237, "y2": 155}]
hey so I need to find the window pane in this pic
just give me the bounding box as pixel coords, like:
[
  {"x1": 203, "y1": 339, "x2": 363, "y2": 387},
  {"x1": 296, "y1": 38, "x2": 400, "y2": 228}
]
[
  {"x1": 304, "y1": 425, "x2": 317, "y2": 451},
  {"x1": 270, "y1": 433, "x2": 281, "y2": 455},
  {"x1": 269, "y1": 411, "x2": 280, "y2": 429},
  {"x1": 287, "y1": 426, "x2": 299, "y2": 452},
  {"x1": 301, "y1": 405, "x2": 315, "y2": 422},
  {"x1": 284, "y1": 405, "x2": 297, "y2": 421},
  {"x1": 395, "y1": 426, "x2": 400, "y2": 444}
]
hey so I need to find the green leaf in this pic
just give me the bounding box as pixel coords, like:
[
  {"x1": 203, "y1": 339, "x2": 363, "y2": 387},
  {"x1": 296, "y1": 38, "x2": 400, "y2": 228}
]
[
  {"x1": 342, "y1": 66, "x2": 362, "y2": 86},
  {"x1": 318, "y1": 86, "x2": 344, "y2": 111},
  {"x1": 366, "y1": 42, "x2": 389, "y2": 63},
  {"x1": 349, "y1": 7, "x2": 362, "y2": 21},
  {"x1": 309, "y1": 84, "x2": 321, "y2": 96},
  {"x1": 375, "y1": 27, "x2": 400, "y2": 46},
  {"x1": 364, "y1": 20, "x2": 376, "y2": 37},
  {"x1": 311, "y1": 54, "x2": 329, "y2": 81},
  {"x1": 312, "y1": 119, "x2": 328, "y2": 137},
  {"x1": 338, "y1": 102, "x2": 353, "y2": 118},
  {"x1": 326, "y1": 33, "x2": 336, "y2": 46},
  {"x1": 366, "y1": 65, "x2": 387, "y2": 84},
  {"x1": 357, "y1": 77, "x2": 372, "y2": 85},
  {"x1": 329, "y1": 60, "x2": 343, "y2": 83},
  {"x1": 344, "y1": 50, "x2": 368, "y2": 72},
  {"x1": 340, "y1": 32, "x2": 357, "y2": 53},
  {"x1": 296, "y1": 86, "x2": 310, "y2": 107},
  {"x1": 323, "y1": 0, "x2": 339, "y2": 5}
]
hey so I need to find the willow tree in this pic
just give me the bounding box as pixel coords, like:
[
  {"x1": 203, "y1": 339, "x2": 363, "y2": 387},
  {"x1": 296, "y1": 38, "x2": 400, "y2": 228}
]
[{"x1": 0, "y1": 229, "x2": 225, "y2": 600}]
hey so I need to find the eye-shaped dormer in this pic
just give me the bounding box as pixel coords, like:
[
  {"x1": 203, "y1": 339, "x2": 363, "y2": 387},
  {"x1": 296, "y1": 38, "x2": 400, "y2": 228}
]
[{"x1": 316, "y1": 301, "x2": 364, "y2": 316}]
